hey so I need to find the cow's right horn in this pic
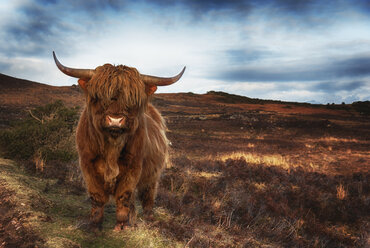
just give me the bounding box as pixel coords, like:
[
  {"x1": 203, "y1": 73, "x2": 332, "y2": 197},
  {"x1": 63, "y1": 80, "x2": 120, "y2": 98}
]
[{"x1": 53, "y1": 51, "x2": 95, "y2": 80}]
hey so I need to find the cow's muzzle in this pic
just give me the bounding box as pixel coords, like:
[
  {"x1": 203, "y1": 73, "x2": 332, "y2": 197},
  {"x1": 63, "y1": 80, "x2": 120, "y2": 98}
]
[{"x1": 105, "y1": 116, "x2": 126, "y2": 128}]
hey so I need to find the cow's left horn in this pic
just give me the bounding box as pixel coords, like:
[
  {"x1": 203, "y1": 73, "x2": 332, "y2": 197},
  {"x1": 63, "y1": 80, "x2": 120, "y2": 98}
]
[
  {"x1": 140, "y1": 66, "x2": 186, "y2": 86},
  {"x1": 53, "y1": 51, "x2": 95, "y2": 80}
]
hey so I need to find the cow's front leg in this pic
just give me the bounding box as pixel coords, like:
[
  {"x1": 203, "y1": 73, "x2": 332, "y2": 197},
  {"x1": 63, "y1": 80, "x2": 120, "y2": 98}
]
[
  {"x1": 79, "y1": 157, "x2": 109, "y2": 231},
  {"x1": 114, "y1": 190, "x2": 136, "y2": 231},
  {"x1": 89, "y1": 191, "x2": 109, "y2": 230},
  {"x1": 114, "y1": 160, "x2": 142, "y2": 231}
]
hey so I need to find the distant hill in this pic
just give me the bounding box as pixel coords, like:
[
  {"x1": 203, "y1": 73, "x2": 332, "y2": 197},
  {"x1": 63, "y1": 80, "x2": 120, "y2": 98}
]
[
  {"x1": 0, "y1": 73, "x2": 318, "y2": 109},
  {"x1": 206, "y1": 90, "x2": 320, "y2": 107},
  {"x1": 0, "y1": 73, "x2": 83, "y2": 109},
  {"x1": 0, "y1": 73, "x2": 84, "y2": 126},
  {"x1": 1, "y1": 72, "x2": 368, "y2": 126}
]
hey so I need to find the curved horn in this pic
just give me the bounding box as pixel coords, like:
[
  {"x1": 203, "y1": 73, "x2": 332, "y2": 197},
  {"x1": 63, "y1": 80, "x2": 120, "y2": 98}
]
[
  {"x1": 140, "y1": 66, "x2": 186, "y2": 86},
  {"x1": 53, "y1": 51, "x2": 95, "y2": 79}
]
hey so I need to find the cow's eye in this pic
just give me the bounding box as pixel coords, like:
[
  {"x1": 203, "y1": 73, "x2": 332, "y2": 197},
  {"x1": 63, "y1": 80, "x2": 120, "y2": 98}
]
[
  {"x1": 91, "y1": 97, "x2": 99, "y2": 104},
  {"x1": 111, "y1": 97, "x2": 118, "y2": 101}
]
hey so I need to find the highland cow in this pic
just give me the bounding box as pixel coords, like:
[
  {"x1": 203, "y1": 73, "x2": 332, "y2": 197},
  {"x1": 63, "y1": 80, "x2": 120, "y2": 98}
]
[{"x1": 53, "y1": 52, "x2": 185, "y2": 231}]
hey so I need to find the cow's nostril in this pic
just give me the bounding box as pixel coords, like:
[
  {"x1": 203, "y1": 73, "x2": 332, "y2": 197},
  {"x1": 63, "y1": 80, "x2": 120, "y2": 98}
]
[{"x1": 106, "y1": 116, "x2": 125, "y2": 127}]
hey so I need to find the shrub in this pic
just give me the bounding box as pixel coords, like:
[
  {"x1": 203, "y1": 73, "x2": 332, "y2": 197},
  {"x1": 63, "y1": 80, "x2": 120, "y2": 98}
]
[
  {"x1": 352, "y1": 101, "x2": 370, "y2": 115},
  {"x1": 0, "y1": 100, "x2": 79, "y2": 162}
]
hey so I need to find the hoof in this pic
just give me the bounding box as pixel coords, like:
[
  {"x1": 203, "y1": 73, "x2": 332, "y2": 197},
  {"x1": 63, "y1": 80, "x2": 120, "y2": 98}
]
[
  {"x1": 143, "y1": 210, "x2": 155, "y2": 221},
  {"x1": 113, "y1": 222, "x2": 130, "y2": 232},
  {"x1": 144, "y1": 213, "x2": 154, "y2": 222}
]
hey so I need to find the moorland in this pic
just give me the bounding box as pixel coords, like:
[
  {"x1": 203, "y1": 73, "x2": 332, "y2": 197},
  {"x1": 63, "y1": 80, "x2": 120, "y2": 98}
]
[{"x1": 0, "y1": 73, "x2": 369, "y2": 247}]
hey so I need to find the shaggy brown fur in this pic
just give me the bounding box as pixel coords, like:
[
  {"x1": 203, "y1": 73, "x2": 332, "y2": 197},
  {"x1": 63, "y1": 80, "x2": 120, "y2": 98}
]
[{"x1": 76, "y1": 64, "x2": 168, "y2": 230}]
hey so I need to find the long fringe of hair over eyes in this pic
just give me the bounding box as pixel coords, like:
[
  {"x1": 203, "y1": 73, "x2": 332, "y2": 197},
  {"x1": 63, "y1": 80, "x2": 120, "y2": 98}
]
[{"x1": 86, "y1": 64, "x2": 148, "y2": 110}]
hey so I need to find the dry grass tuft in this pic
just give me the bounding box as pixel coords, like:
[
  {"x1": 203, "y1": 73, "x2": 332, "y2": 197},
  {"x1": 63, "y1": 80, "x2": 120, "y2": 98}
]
[
  {"x1": 33, "y1": 150, "x2": 45, "y2": 172},
  {"x1": 337, "y1": 184, "x2": 347, "y2": 200},
  {"x1": 217, "y1": 152, "x2": 292, "y2": 169}
]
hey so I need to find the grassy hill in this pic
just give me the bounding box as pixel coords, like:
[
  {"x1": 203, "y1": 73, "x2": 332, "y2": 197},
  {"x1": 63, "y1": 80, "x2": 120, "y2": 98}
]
[{"x1": 0, "y1": 74, "x2": 369, "y2": 247}]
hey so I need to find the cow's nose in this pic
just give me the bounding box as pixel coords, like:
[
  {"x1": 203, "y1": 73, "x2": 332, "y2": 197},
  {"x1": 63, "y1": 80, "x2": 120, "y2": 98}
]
[{"x1": 106, "y1": 116, "x2": 125, "y2": 127}]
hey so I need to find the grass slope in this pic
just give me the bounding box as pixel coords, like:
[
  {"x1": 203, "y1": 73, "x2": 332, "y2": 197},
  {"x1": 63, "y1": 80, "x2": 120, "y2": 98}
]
[{"x1": 0, "y1": 158, "x2": 183, "y2": 248}]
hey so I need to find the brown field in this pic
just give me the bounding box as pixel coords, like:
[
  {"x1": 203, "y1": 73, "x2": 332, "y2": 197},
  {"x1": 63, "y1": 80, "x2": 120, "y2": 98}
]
[{"x1": 0, "y1": 73, "x2": 369, "y2": 247}]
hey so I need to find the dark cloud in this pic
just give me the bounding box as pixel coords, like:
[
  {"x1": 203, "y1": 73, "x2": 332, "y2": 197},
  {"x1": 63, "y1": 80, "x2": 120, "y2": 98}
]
[
  {"x1": 3, "y1": 0, "x2": 362, "y2": 58},
  {"x1": 67, "y1": 0, "x2": 128, "y2": 14},
  {"x1": 2, "y1": 0, "x2": 129, "y2": 57},
  {"x1": 216, "y1": 55, "x2": 370, "y2": 83},
  {"x1": 334, "y1": 57, "x2": 370, "y2": 78},
  {"x1": 35, "y1": 0, "x2": 127, "y2": 13},
  {"x1": 5, "y1": 4, "x2": 61, "y2": 56},
  {"x1": 270, "y1": 0, "x2": 332, "y2": 16},
  {"x1": 147, "y1": 0, "x2": 349, "y2": 26},
  {"x1": 217, "y1": 68, "x2": 320, "y2": 82},
  {"x1": 351, "y1": 0, "x2": 370, "y2": 14},
  {"x1": 262, "y1": 0, "x2": 369, "y2": 17},
  {"x1": 273, "y1": 0, "x2": 317, "y2": 12},
  {"x1": 149, "y1": 0, "x2": 251, "y2": 13},
  {"x1": 180, "y1": 0, "x2": 252, "y2": 17},
  {"x1": 149, "y1": 0, "x2": 322, "y2": 15},
  {"x1": 35, "y1": 0, "x2": 58, "y2": 5},
  {"x1": 310, "y1": 81, "x2": 367, "y2": 92},
  {"x1": 146, "y1": 0, "x2": 253, "y2": 21},
  {"x1": 260, "y1": 0, "x2": 350, "y2": 30}
]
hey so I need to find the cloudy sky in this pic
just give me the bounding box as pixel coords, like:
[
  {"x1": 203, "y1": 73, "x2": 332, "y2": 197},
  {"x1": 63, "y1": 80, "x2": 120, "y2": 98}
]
[{"x1": 1, "y1": 0, "x2": 370, "y2": 103}]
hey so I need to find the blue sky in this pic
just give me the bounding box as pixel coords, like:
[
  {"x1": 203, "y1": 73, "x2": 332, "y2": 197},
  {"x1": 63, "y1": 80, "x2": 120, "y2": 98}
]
[{"x1": 1, "y1": 0, "x2": 370, "y2": 103}]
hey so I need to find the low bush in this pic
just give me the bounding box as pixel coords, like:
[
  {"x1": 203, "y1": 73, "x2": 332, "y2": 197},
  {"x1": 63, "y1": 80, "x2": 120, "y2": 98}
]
[
  {"x1": 352, "y1": 101, "x2": 370, "y2": 115},
  {"x1": 0, "y1": 100, "x2": 79, "y2": 162}
]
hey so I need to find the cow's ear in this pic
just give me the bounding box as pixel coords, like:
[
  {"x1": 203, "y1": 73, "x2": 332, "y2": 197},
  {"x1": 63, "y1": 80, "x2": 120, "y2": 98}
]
[
  {"x1": 78, "y1": 79, "x2": 88, "y2": 91},
  {"x1": 145, "y1": 85, "x2": 157, "y2": 95}
]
